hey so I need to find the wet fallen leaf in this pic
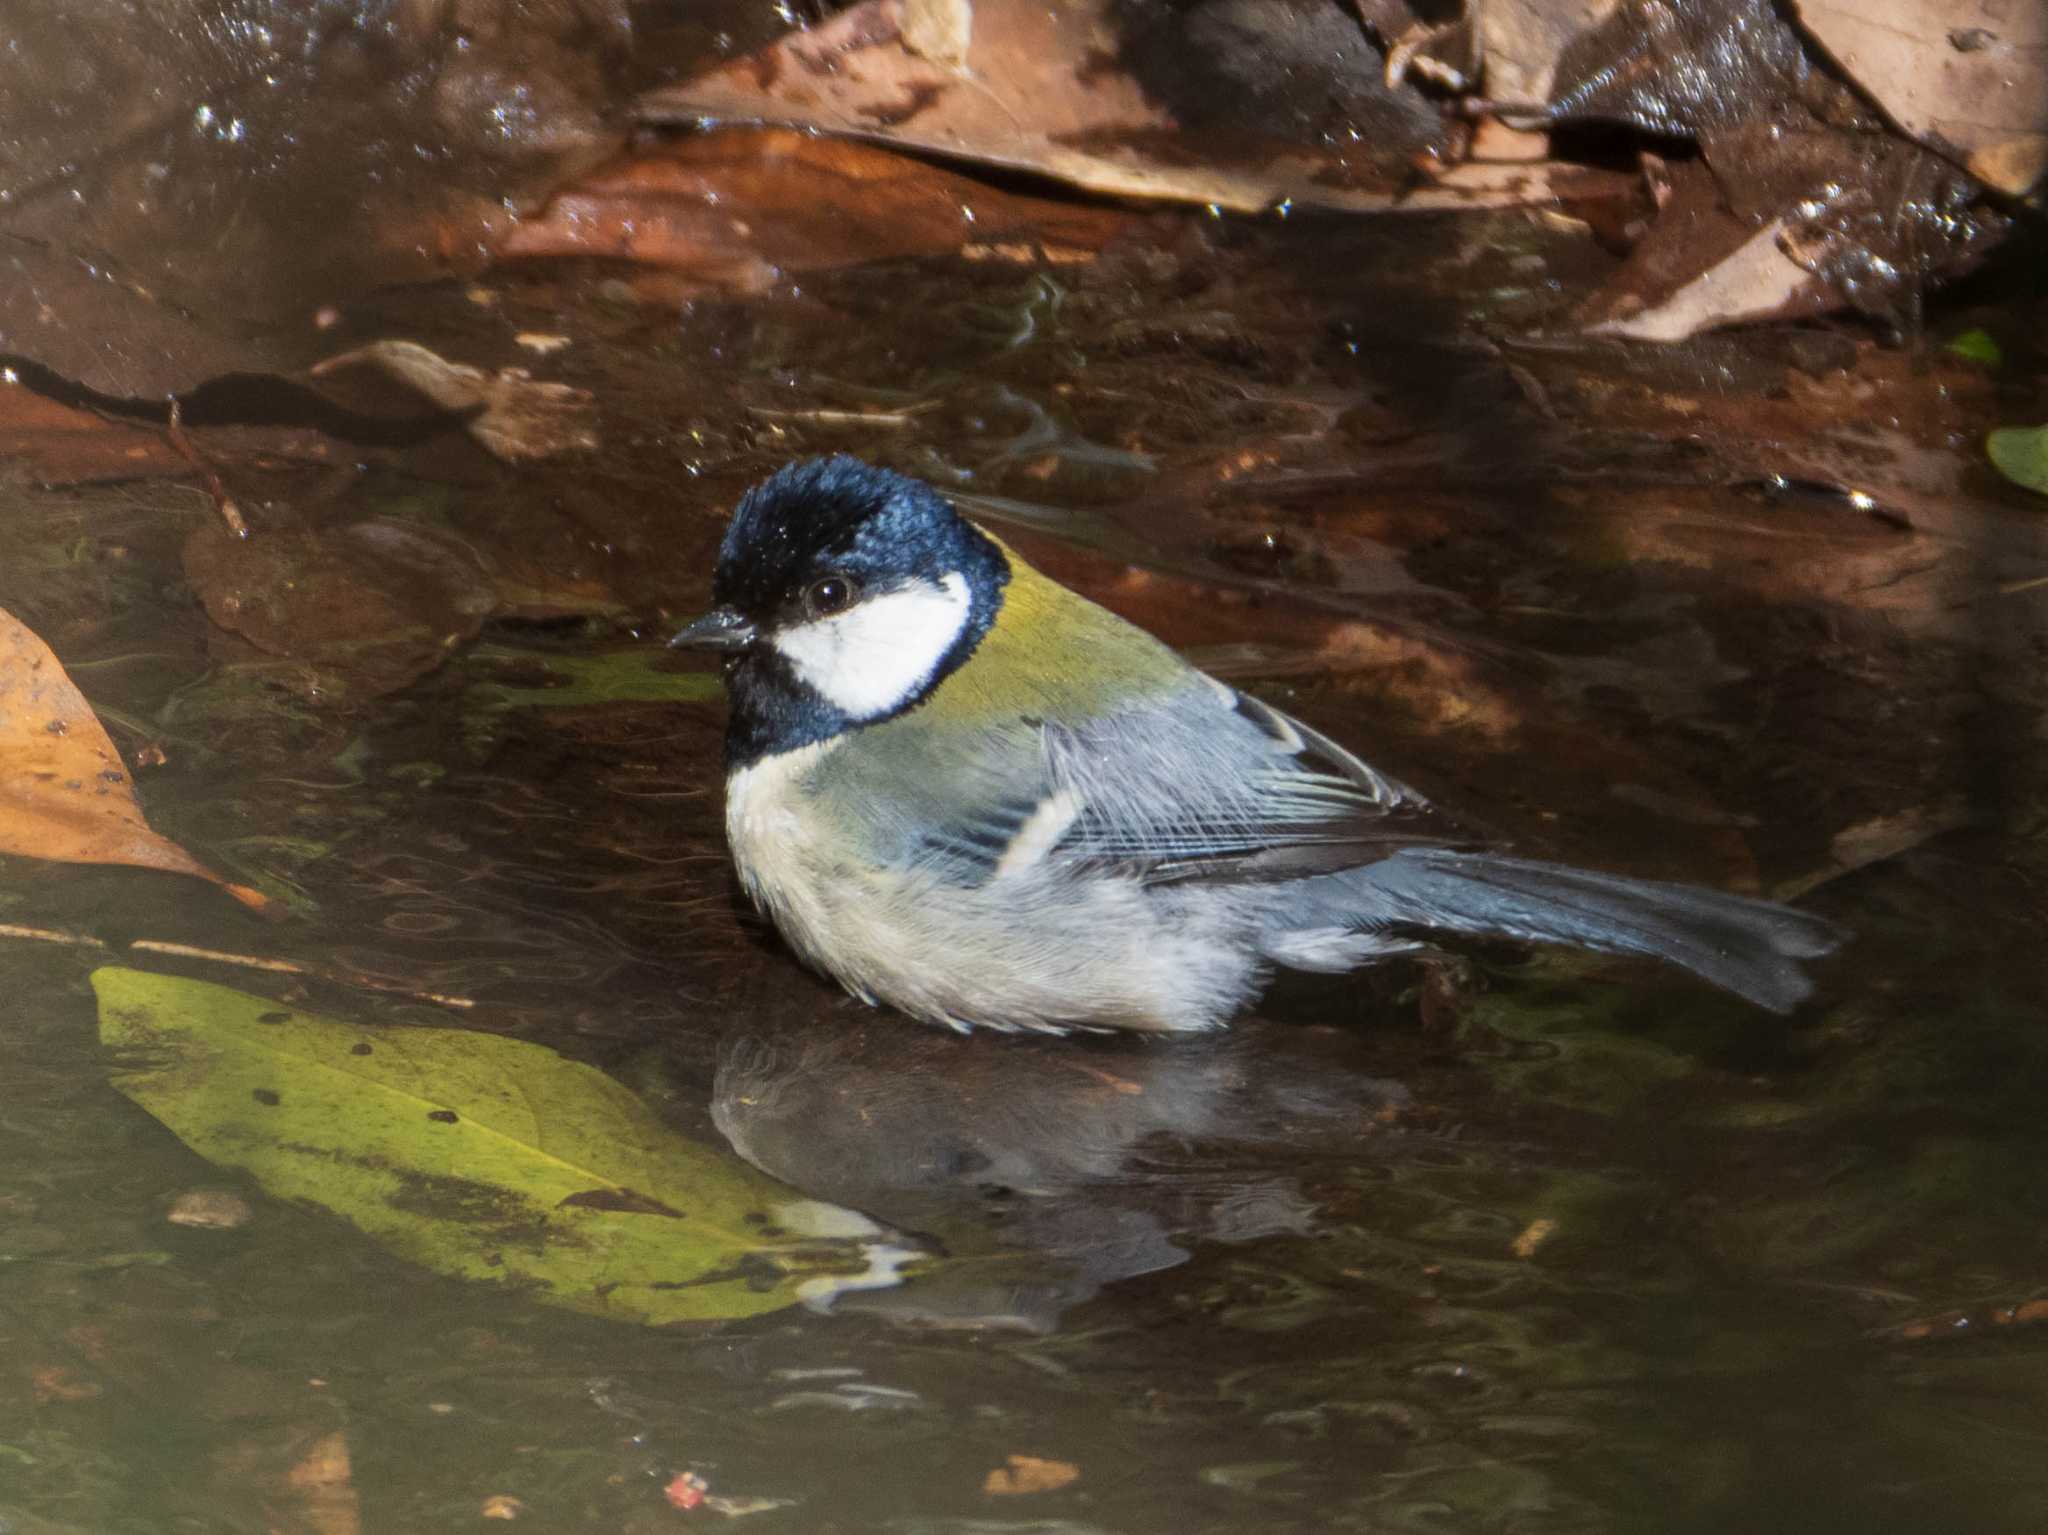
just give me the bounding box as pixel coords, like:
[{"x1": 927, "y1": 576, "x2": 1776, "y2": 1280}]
[
  {"x1": 183, "y1": 516, "x2": 500, "y2": 703},
  {"x1": 1947, "y1": 328, "x2": 2003, "y2": 366},
  {"x1": 1587, "y1": 205, "x2": 1817, "y2": 344},
  {"x1": 639, "y1": 0, "x2": 1631, "y2": 214},
  {"x1": 0, "y1": 388, "x2": 188, "y2": 484},
  {"x1": 1511, "y1": 1218, "x2": 1558, "y2": 1258},
  {"x1": 1793, "y1": 0, "x2": 2048, "y2": 195},
  {"x1": 983, "y1": 1454, "x2": 1081, "y2": 1496},
  {"x1": 480, "y1": 1493, "x2": 525, "y2": 1520},
  {"x1": 285, "y1": 1431, "x2": 362, "y2": 1535},
  {"x1": 93, "y1": 967, "x2": 919, "y2": 1325},
  {"x1": 1774, "y1": 804, "x2": 1974, "y2": 901},
  {"x1": 467, "y1": 646, "x2": 724, "y2": 711},
  {"x1": 497, "y1": 129, "x2": 1132, "y2": 290},
  {"x1": 308, "y1": 341, "x2": 598, "y2": 461},
  {"x1": 30, "y1": 1365, "x2": 102, "y2": 1404},
  {"x1": 1545, "y1": 0, "x2": 2003, "y2": 337},
  {"x1": 0, "y1": 0, "x2": 624, "y2": 398},
  {"x1": 0, "y1": 607, "x2": 264, "y2": 906},
  {"x1": 1987, "y1": 425, "x2": 2048, "y2": 497}
]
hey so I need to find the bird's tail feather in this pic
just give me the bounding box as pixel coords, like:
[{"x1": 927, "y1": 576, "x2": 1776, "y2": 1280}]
[{"x1": 1308, "y1": 849, "x2": 1844, "y2": 1012}]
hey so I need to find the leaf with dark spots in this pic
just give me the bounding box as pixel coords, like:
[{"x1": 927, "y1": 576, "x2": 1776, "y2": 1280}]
[
  {"x1": 93, "y1": 967, "x2": 921, "y2": 1325},
  {"x1": 559, "y1": 1188, "x2": 687, "y2": 1218}
]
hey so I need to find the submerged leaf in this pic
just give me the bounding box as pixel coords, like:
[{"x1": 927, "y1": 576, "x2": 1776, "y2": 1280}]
[
  {"x1": 0, "y1": 609, "x2": 263, "y2": 906},
  {"x1": 93, "y1": 967, "x2": 916, "y2": 1324},
  {"x1": 467, "y1": 645, "x2": 724, "y2": 709},
  {"x1": 308, "y1": 341, "x2": 598, "y2": 461},
  {"x1": 1987, "y1": 425, "x2": 2048, "y2": 497},
  {"x1": 1946, "y1": 328, "x2": 2002, "y2": 367}
]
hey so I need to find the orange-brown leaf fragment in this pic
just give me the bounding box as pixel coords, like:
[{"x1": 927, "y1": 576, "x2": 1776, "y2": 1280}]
[
  {"x1": 286, "y1": 1430, "x2": 362, "y2": 1535},
  {"x1": 0, "y1": 607, "x2": 263, "y2": 906},
  {"x1": 30, "y1": 1365, "x2": 102, "y2": 1403},
  {"x1": 983, "y1": 1455, "x2": 1081, "y2": 1496}
]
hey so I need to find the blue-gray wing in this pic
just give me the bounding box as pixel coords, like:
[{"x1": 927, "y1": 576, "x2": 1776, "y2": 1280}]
[
  {"x1": 814, "y1": 676, "x2": 1462, "y2": 887},
  {"x1": 1040, "y1": 682, "x2": 1463, "y2": 884}
]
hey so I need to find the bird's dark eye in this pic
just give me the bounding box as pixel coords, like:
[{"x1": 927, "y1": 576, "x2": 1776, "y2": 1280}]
[{"x1": 804, "y1": 574, "x2": 858, "y2": 618}]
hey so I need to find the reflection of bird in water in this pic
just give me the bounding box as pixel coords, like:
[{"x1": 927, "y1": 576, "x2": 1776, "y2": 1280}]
[
  {"x1": 673, "y1": 457, "x2": 1843, "y2": 1037},
  {"x1": 711, "y1": 1014, "x2": 1406, "y2": 1330}
]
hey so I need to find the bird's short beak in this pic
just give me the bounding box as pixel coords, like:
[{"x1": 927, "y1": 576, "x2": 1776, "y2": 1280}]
[{"x1": 668, "y1": 607, "x2": 758, "y2": 652}]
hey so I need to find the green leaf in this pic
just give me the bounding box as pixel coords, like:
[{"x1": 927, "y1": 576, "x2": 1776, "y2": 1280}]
[
  {"x1": 93, "y1": 967, "x2": 915, "y2": 1324},
  {"x1": 466, "y1": 645, "x2": 724, "y2": 708},
  {"x1": 1987, "y1": 425, "x2": 2048, "y2": 497},
  {"x1": 1945, "y1": 328, "x2": 2002, "y2": 367}
]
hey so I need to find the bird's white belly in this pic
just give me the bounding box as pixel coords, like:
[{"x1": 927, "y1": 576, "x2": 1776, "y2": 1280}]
[{"x1": 722, "y1": 744, "x2": 1257, "y2": 1033}]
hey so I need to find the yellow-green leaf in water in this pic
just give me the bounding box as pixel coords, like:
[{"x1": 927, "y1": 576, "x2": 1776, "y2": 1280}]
[
  {"x1": 1945, "y1": 328, "x2": 2001, "y2": 367},
  {"x1": 93, "y1": 967, "x2": 917, "y2": 1324},
  {"x1": 1987, "y1": 424, "x2": 2048, "y2": 497},
  {"x1": 467, "y1": 644, "x2": 724, "y2": 708}
]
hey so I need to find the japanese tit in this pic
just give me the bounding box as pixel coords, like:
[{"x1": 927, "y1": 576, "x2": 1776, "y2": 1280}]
[{"x1": 672, "y1": 456, "x2": 1840, "y2": 1034}]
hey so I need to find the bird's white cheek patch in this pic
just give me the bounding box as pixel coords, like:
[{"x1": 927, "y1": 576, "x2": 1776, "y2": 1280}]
[{"x1": 771, "y1": 573, "x2": 971, "y2": 720}]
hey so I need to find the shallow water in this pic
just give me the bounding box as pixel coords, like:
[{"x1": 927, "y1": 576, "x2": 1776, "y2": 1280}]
[{"x1": 4, "y1": 203, "x2": 2047, "y2": 1533}]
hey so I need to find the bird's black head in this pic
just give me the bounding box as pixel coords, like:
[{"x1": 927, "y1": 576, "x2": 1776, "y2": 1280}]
[{"x1": 672, "y1": 457, "x2": 1008, "y2": 768}]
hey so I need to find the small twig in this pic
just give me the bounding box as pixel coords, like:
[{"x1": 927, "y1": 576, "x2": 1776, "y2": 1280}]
[
  {"x1": 746, "y1": 405, "x2": 934, "y2": 429},
  {"x1": 0, "y1": 922, "x2": 475, "y2": 1012},
  {"x1": 129, "y1": 941, "x2": 477, "y2": 1010},
  {"x1": 164, "y1": 398, "x2": 250, "y2": 539},
  {"x1": 0, "y1": 922, "x2": 107, "y2": 950}
]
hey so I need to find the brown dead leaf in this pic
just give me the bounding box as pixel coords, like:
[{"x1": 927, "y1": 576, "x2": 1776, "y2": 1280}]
[
  {"x1": 0, "y1": 1, "x2": 624, "y2": 399},
  {"x1": 983, "y1": 1454, "x2": 1081, "y2": 1496},
  {"x1": 639, "y1": 0, "x2": 1632, "y2": 215},
  {"x1": 0, "y1": 608, "x2": 264, "y2": 907},
  {"x1": 182, "y1": 516, "x2": 499, "y2": 702},
  {"x1": 308, "y1": 341, "x2": 597, "y2": 461},
  {"x1": 0, "y1": 388, "x2": 187, "y2": 484},
  {"x1": 496, "y1": 128, "x2": 1132, "y2": 289},
  {"x1": 1547, "y1": 0, "x2": 2005, "y2": 338},
  {"x1": 1794, "y1": 0, "x2": 2047, "y2": 195},
  {"x1": 1511, "y1": 1218, "x2": 1558, "y2": 1258}
]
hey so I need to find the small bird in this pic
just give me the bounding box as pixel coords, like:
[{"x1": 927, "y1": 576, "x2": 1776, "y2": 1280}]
[{"x1": 672, "y1": 456, "x2": 1840, "y2": 1034}]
